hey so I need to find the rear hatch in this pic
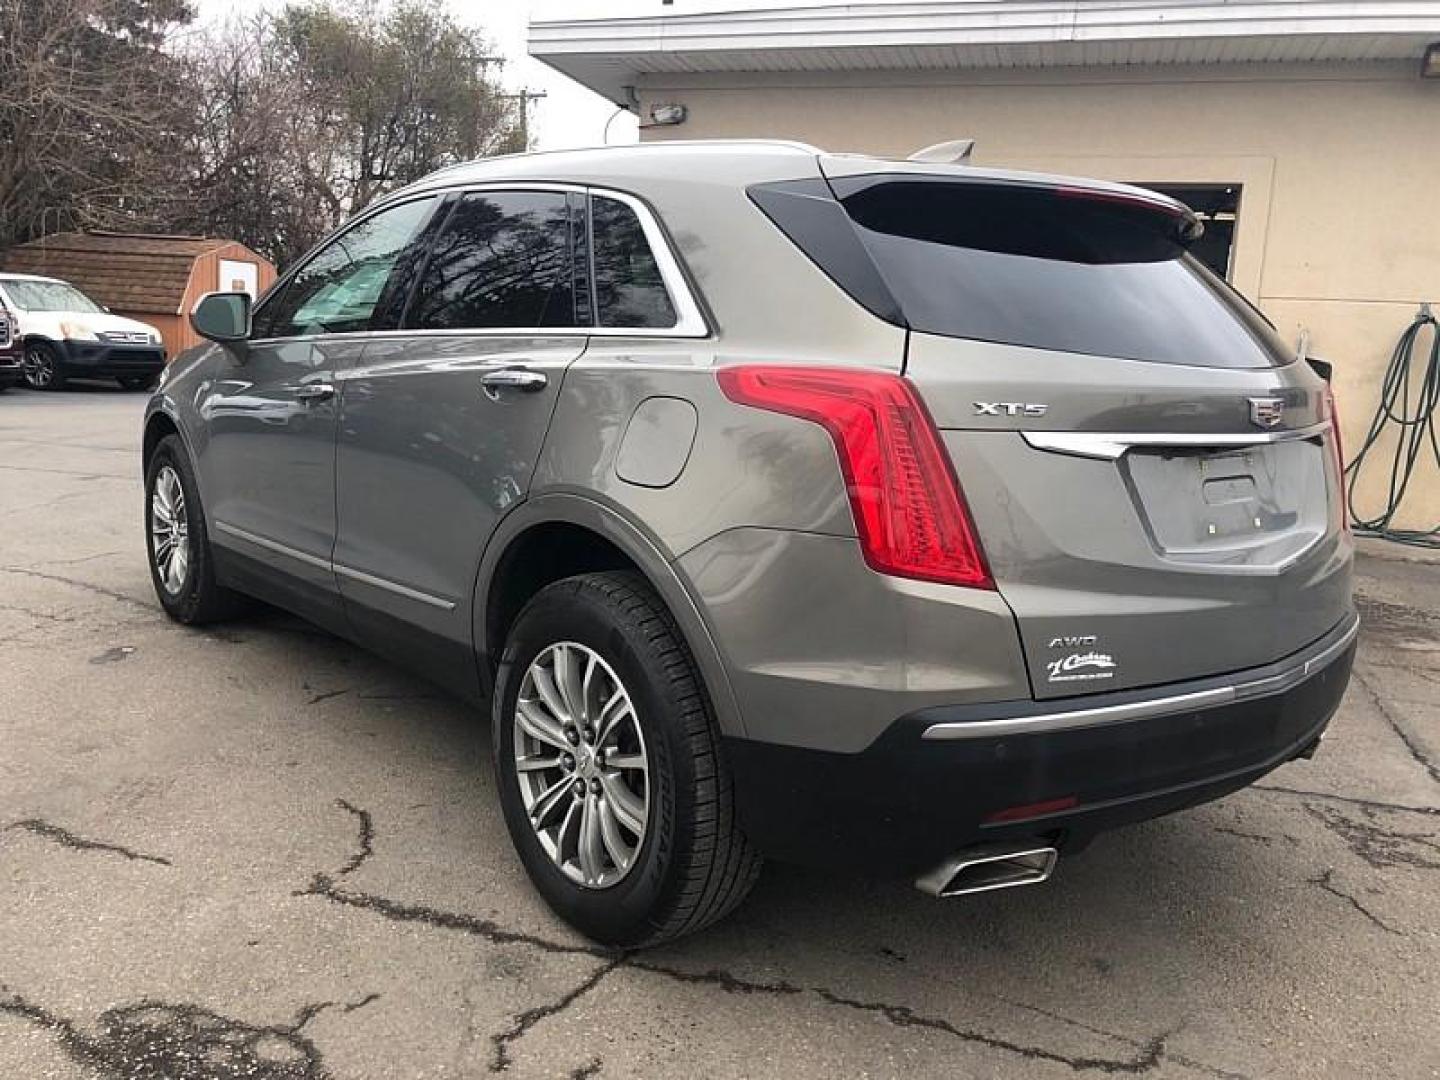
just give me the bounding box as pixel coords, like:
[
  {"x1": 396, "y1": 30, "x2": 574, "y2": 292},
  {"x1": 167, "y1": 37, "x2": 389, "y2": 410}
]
[{"x1": 756, "y1": 160, "x2": 1352, "y2": 698}]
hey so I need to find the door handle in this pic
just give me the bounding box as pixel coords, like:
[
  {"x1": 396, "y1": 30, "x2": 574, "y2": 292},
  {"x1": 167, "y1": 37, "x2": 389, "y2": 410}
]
[
  {"x1": 479, "y1": 367, "x2": 548, "y2": 393},
  {"x1": 295, "y1": 383, "x2": 335, "y2": 403}
]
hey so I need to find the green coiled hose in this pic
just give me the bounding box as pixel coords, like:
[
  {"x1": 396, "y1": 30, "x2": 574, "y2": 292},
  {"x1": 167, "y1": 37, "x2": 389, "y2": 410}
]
[{"x1": 1344, "y1": 303, "x2": 1440, "y2": 548}]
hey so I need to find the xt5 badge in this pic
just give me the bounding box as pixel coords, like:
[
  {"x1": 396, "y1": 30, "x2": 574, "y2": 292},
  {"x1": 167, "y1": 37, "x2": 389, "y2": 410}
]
[{"x1": 1045, "y1": 634, "x2": 1117, "y2": 684}]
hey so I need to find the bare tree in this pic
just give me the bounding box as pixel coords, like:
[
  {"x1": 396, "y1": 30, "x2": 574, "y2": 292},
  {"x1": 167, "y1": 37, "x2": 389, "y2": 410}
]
[
  {"x1": 0, "y1": 0, "x2": 523, "y2": 268},
  {"x1": 0, "y1": 0, "x2": 194, "y2": 250},
  {"x1": 165, "y1": 13, "x2": 325, "y2": 265}
]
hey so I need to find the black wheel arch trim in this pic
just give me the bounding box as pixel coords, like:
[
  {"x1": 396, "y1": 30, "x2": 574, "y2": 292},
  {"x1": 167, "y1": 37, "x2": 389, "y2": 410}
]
[
  {"x1": 142, "y1": 400, "x2": 206, "y2": 507},
  {"x1": 471, "y1": 492, "x2": 748, "y2": 740}
]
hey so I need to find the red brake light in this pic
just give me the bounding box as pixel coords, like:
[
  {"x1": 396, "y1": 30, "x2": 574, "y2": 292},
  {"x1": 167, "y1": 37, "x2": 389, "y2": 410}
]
[{"x1": 717, "y1": 365, "x2": 992, "y2": 589}]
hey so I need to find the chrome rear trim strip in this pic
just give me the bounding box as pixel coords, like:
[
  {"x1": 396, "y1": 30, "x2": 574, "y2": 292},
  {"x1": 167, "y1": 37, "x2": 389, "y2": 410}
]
[
  {"x1": 922, "y1": 615, "x2": 1358, "y2": 741},
  {"x1": 1022, "y1": 421, "x2": 1331, "y2": 461}
]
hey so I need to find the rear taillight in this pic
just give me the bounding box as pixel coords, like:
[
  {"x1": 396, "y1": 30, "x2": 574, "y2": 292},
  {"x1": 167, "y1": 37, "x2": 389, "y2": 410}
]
[
  {"x1": 717, "y1": 365, "x2": 992, "y2": 589},
  {"x1": 1326, "y1": 384, "x2": 1350, "y2": 533}
]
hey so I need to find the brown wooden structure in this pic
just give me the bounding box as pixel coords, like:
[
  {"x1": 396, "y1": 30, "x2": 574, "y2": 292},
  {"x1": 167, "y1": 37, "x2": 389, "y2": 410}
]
[{"x1": 3, "y1": 231, "x2": 276, "y2": 359}]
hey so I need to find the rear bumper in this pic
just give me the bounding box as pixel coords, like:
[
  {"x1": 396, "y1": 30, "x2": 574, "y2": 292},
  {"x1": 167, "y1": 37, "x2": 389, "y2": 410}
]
[
  {"x1": 56, "y1": 340, "x2": 165, "y2": 377},
  {"x1": 725, "y1": 613, "x2": 1358, "y2": 876}
]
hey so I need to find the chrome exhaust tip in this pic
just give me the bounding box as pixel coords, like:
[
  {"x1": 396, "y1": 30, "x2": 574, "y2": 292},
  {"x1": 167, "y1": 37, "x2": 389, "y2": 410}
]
[{"x1": 916, "y1": 843, "x2": 1059, "y2": 898}]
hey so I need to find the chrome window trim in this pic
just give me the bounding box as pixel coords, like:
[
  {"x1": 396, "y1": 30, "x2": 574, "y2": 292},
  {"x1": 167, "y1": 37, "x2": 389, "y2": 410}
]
[
  {"x1": 214, "y1": 521, "x2": 457, "y2": 611},
  {"x1": 1021, "y1": 421, "x2": 1331, "y2": 461},
  {"x1": 921, "y1": 614, "x2": 1358, "y2": 741},
  {"x1": 248, "y1": 181, "x2": 709, "y2": 346},
  {"x1": 587, "y1": 188, "x2": 709, "y2": 337}
]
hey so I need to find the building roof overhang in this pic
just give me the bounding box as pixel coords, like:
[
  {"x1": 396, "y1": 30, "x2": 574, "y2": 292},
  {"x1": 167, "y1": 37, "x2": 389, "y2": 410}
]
[{"x1": 530, "y1": 1, "x2": 1440, "y2": 105}]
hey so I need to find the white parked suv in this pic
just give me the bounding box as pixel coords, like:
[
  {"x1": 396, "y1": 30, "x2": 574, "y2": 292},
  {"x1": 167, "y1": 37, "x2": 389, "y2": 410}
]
[{"x1": 0, "y1": 273, "x2": 166, "y2": 390}]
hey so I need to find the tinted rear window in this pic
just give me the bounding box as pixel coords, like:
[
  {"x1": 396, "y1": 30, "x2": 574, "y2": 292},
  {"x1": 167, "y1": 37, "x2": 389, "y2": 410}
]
[
  {"x1": 591, "y1": 195, "x2": 676, "y2": 329},
  {"x1": 762, "y1": 178, "x2": 1290, "y2": 368}
]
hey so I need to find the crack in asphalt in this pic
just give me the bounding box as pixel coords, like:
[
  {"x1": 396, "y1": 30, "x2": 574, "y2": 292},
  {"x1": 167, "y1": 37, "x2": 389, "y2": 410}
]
[
  {"x1": 1250, "y1": 784, "x2": 1440, "y2": 818},
  {"x1": 490, "y1": 958, "x2": 625, "y2": 1071},
  {"x1": 294, "y1": 801, "x2": 603, "y2": 960},
  {"x1": 0, "y1": 462, "x2": 132, "y2": 480},
  {"x1": 1302, "y1": 803, "x2": 1440, "y2": 872},
  {"x1": 810, "y1": 987, "x2": 1175, "y2": 1074},
  {"x1": 333, "y1": 800, "x2": 374, "y2": 877},
  {"x1": 291, "y1": 992, "x2": 384, "y2": 1032},
  {"x1": 1306, "y1": 869, "x2": 1403, "y2": 936},
  {"x1": 5, "y1": 818, "x2": 173, "y2": 866},
  {"x1": 0, "y1": 602, "x2": 78, "y2": 624},
  {"x1": 992, "y1": 996, "x2": 1247, "y2": 1080},
  {"x1": 0, "y1": 566, "x2": 158, "y2": 613},
  {"x1": 301, "y1": 799, "x2": 1208, "y2": 1077},
  {"x1": 0, "y1": 983, "x2": 378, "y2": 1079},
  {"x1": 42, "y1": 550, "x2": 125, "y2": 567},
  {"x1": 626, "y1": 958, "x2": 803, "y2": 998},
  {"x1": 1352, "y1": 667, "x2": 1440, "y2": 786}
]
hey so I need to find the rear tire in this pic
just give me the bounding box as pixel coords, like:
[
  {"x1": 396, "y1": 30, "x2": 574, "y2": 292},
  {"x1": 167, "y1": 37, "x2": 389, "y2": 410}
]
[
  {"x1": 144, "y1": 435, "x2": 250, "y2": 624},
  {"x1": 493, "y1": 571, "x2": 761, "y2": 947}
]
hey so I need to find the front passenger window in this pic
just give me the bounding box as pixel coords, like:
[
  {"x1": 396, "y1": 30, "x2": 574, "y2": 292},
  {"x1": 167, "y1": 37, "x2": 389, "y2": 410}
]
[{"x1": 262, "y1": 197, "x2": 437, "y2": 339}]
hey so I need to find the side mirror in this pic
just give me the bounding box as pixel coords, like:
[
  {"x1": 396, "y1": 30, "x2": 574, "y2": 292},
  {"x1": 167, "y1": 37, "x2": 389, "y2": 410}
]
[{"x1": 191, "y1": 292, "x2": 251, "y2": 344}]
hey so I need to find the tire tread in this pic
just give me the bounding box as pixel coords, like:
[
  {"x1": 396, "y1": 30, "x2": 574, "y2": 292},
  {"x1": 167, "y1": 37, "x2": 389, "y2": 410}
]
[{"x1": 512, "y1": 570, "x2": 761, "y2": 946}]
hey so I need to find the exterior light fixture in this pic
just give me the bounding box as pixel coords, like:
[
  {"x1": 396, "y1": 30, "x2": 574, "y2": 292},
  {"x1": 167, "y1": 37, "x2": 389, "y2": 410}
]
[
  {"x1": 1423, "y1": 42, "x2": 1440, "y2": 78},
  {"x1": 648, "y1": 103, "x2": 688, "y2": 126}
]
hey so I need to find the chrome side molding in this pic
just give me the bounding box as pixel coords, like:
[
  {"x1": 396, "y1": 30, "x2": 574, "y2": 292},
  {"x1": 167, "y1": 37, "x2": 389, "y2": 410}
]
[
  {"x1": 214, "y1": 521, "x2": 330, "y2": 571},
  {"x1": 214, "y1": 520, "x2": 457, "y2": 612},
  {"x1": 1022, "y1": 421, "x2": 1331, "y2": 461}
]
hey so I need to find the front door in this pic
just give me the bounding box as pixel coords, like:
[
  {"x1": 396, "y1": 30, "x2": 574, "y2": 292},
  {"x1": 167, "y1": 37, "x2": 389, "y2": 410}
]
[
  {"x1": 201, "y1": 194, "x2": 442, "y2": 629},
  {"x1": 333, "y1": 189, "x2": 587, "y2": 695}
]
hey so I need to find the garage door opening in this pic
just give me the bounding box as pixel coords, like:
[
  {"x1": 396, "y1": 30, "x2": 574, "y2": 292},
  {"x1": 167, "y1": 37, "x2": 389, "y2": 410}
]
[{"x1": 1135, "y1": 184, "x2": 1240, "y2": 281}]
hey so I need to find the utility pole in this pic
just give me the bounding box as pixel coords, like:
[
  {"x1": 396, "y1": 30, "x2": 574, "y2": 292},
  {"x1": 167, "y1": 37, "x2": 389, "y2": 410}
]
[{"x1": 501, "y1": 89, "x2": 548, "y2": 148}]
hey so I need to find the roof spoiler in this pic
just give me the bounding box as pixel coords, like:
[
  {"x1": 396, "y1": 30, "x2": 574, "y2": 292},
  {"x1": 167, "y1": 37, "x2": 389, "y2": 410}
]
[{"x1": 907, "y1": 139, "x2": 975, "y2": 165}]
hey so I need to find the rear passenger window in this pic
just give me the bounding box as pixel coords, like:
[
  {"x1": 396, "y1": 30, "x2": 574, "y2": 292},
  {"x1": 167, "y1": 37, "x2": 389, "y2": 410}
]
[
  {"x1": 591, "y1": 195, "x2": 676, "y2": 329},
  {"x1": 409, "y1": 191, "x2": 576, "y2": 330}
]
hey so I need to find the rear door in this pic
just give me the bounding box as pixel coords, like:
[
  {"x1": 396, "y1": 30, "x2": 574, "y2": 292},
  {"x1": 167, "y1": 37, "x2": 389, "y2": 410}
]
[
  {"x1": 821, "y1": 166, "x2": 1352, "y2": 698},
  {"x1": 332, "y1": 187, "x2": 586, "y2": 693}
]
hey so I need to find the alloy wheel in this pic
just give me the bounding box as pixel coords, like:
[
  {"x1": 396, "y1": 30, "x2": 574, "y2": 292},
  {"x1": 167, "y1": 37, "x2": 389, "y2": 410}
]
[
  {"x1": 513, "y1": 641, "x2": 650, "y2": 889},
  {"x1": 22, "y1": 345, "x2": 54, "y2": 389},
  {"x1": 150, "y1": 465, "x2": 190, "y2": 596}
]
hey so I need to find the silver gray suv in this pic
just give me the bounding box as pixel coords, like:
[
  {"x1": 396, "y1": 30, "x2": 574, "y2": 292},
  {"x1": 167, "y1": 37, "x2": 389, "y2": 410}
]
[{"x1": 143, "y1": 140, "x2": 1356, "y2": 946}]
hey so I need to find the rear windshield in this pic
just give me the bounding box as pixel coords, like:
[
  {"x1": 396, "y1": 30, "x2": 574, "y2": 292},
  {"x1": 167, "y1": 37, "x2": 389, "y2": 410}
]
[{"x1": 759, "y1": 177, "x2": 1291, "y2": 369}]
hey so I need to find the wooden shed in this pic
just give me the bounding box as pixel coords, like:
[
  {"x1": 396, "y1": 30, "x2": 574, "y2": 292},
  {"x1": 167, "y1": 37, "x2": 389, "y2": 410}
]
[{"x1": 3, "y1": 231, "x2": 276, "y2": 359}]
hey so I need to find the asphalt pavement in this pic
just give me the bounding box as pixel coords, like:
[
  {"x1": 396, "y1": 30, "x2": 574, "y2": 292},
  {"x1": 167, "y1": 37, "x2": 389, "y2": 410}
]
[{"x1": 1, "y1": 384, "x2": 1437, "y2": 1079}]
